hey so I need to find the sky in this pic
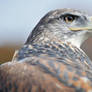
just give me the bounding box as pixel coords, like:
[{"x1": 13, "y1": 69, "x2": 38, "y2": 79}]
[{"x1": 0, "y1": 0, "x2": 92, "y2": 45}]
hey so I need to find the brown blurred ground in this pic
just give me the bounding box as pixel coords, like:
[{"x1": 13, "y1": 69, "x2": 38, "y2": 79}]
[
  {"x1": 0, "y1": 38, "x2": 92, "y2": 64},
  {"x1": 0, "y1": 45, "x2": 21, "y2": 64},
  {"x1": 82, "y1": 38, "x2": 92, "y2": 61}
]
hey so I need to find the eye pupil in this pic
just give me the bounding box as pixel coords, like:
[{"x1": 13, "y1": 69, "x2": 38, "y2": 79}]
[{"x1": 67, "y1": 16, "x2": 73, "y2": 21}]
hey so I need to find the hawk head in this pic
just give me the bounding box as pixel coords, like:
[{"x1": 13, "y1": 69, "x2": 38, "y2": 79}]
[{"x1": 25, "y1": 9, "x2": 92, "y2": 48}]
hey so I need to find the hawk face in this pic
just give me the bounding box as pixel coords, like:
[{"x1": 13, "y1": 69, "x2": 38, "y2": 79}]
[{"x1": 26, "y1": 9, "x2": 92, "y2": 48}]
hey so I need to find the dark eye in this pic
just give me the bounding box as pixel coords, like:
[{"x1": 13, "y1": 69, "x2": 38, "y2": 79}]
[
  {"x1": 60, "y1": 14, "x2": 78, "y2": 23},
  {"x1": 64, "y1": 16, "x2": 74, "y2": 23}
]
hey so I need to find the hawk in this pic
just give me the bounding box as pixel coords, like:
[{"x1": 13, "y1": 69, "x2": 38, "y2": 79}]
[{"x1": 0, "y1": 8, "x2": 92, "y2": 92}]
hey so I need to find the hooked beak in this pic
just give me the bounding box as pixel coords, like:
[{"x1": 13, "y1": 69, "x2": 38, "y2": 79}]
[{"x1": 69, "y1": 16, "x2": 92, "y2": 32}]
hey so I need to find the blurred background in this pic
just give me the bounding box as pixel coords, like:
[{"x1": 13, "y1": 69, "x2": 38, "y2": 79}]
[{"x1": 0, "y1": 0, "x2": 92, "y2": 64}]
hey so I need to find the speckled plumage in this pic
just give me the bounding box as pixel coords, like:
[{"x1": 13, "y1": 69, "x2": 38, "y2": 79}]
[
  {"x1": 1, "y1": 8, "x2": 92, "y2": 92},
  {"x1": 1, "y1": 41, "x2": 92, "y2": 92}
]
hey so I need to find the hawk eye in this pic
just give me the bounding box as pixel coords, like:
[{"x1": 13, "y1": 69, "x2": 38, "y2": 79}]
[
  {"x1": 64, "y1": 15, "x2": 75, "y2": 23},
  {"x1": 60, "y1": 14, "x2": 78, "y2": 23},
  {"x1": 65, "y1": 16, "x2": 74, "y2": 22}
]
